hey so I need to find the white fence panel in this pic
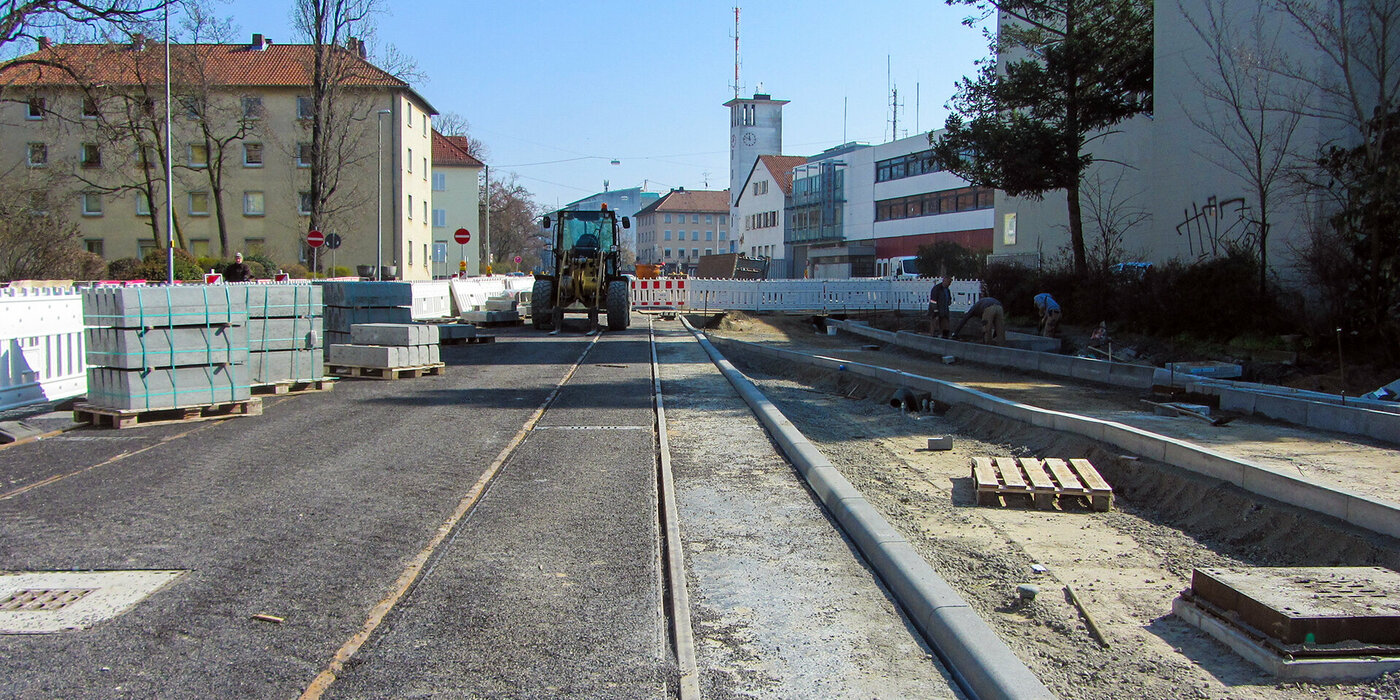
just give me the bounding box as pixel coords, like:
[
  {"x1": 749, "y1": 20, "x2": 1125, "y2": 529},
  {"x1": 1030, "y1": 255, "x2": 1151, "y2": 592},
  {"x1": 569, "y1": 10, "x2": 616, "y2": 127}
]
[
  {"x1": 646, "y1": 278, "x2": 981, "y2": 313},
  {"x1": 449, "y1": 276, "x2": 537, "y2": 314},
  {"x1": 0, "y1": 287, "x2": 87, "y2": 411}
]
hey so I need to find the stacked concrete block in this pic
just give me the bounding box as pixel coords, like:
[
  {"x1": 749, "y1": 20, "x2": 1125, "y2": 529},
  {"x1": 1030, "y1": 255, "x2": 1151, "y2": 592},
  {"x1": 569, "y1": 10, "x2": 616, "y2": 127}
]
[
  {"x1": 241, "y1": 285, "x2": 324, "y2": 385},
  {"x1": 82, "y1": 286, "x2": 249, "y2": 410},
  {"x1": 326, "y1": 323, "x2": 440, "y2": 369},
  {"x1": 320, "y1": 282, "x2": 416, "y2": 349}
]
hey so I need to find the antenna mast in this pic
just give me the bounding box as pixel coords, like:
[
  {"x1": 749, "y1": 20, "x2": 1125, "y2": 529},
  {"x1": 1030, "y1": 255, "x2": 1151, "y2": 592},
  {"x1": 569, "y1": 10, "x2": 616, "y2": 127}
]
[{"x1": 731, "y1": 7, "x2": 742, "y2": 99}]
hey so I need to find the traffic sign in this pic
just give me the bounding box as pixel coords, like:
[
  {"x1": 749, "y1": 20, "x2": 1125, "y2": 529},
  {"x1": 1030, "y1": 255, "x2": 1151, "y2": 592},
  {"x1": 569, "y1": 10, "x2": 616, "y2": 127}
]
[
  {"x1": 514, "y1": 255, "x2": 522, "y2": 264},
  {"x1": 307, "y1": 230, "x2": 324, "y2": 248},
  {"x1": 325, "y1": 232, "x2": 342, "y2": 250},
  {"x1": 454, "y1": 228, "x2": 471, "y2": 245}
]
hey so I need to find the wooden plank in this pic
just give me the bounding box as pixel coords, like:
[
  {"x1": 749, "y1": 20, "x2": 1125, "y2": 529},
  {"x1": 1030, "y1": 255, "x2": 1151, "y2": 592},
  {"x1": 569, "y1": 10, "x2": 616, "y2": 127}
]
[
  {"x1": 994, "y1": 457, "x2": 1029, "y2": 492},
  {"x1": 73, "y1": 398, "x2": 262, "y2": 430},
  {"x1": 1043, "y1": 458, "x2": 1087, "y2": 494},
  {"x1": 1020, "y1": 457, "x2": 1058, "y2": 509},
  {"x1": 1069, "y1": 459, "x2": 1114, "y2": 512},
  {"x1": 971, "y1": 457, "x2": 1000, "y2": 491}
]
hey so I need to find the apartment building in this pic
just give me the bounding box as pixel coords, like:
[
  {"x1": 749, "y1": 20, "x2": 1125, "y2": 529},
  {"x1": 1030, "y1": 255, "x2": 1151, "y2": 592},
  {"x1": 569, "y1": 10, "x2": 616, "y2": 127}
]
[
  {"x1": 633, "y1": 188, "x2": 730, "y2": 273},
  {"x1": 733, "y1": 155, "x2": 805, "y2": 277},
  {"x1": 0, "y1": 34, "x2": 437, "y2": 280},
  {"x1": 430, "y1": 130, "x2": 483, "y2": 276}
]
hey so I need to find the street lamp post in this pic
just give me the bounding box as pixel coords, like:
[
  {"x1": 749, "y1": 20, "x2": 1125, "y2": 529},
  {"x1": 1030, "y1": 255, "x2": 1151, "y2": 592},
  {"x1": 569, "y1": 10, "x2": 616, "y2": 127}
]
[
  {"x1": 163, "y1": 5, "x2": 174, "y2": 284},
  {"x1": 375, "y1": 109, "x2": 391, "y2": 280},
  {"x1": 483, "y1": 163, "x2": 491, "y2": 275}
]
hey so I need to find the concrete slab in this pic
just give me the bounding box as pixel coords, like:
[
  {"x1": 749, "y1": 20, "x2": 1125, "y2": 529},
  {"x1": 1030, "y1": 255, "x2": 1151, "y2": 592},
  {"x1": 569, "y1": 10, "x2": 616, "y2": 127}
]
[
  {"x1": 319, "y1": 281, "x2": 414, "y2": 307},
  {"x1": 85, "y1": 365, "x2": 249, "y2": 410},
  {"x1": 249, "y1": 350, "x2": 321, "y2": 384},
  {"x1": 240, "y1": 285, "x2": 321, "y2": 318},
  {"x1": 0, "y1": 570, "x2": 187, "y2": 633},
  {"x1": 86, "y1": 326, "x2": 246, "y2": 369},
  {"x1": 244, "y1": 317, "x2": 323, "y2": 352},
  {"x1": 325, "y1": 344, "x2": 411, "y2": 369},
  {"x1": 83, "y1": 286, "x2": 246, "y2": 329},
  {"x1": 324, "y1": 306, "x2": 414, "y2": 333},
  {"x1": 349, "y1": 323, "x2": 439, "y2": 347}
]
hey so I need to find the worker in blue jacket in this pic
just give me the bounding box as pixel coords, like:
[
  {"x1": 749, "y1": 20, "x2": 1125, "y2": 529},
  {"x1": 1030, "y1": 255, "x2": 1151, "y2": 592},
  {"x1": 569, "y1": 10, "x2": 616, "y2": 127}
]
[{"x1": 1034, "y1": 293, "x2": 1062, "y2": 337}]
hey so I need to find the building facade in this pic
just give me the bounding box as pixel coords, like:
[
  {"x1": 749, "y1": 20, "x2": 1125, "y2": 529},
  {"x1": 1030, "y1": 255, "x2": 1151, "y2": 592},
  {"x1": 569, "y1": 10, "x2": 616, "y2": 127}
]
[
  {"x1": 633, "y1": 188, "x2": 730, "y2": 273},
  {"x1": 430, "y1": 131, "x2": 484, "y2": 277},
  {"x1": 733, "y1": 154, "x2": 805, "y2": 277},
  {"x1": 0, "y1": 34, "x2": 437, "y2": 280}
]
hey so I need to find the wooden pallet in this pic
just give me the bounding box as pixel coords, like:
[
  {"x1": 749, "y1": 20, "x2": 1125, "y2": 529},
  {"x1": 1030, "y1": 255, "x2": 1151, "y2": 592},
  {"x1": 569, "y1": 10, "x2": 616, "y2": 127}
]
[
  {"x1": 324, "y1": 362, "x2": 446, "y2": 380},
  {"x1": 972, "y1": 456, "x2": 1113, "y2": 511},
  {"x1": 440, "y1": 335, "x2": 496, "y2": 345},
  {"x1": 74, "y1": 398, "x2": 262, "y2": 430},
  {"x1": 250, "y1": 377, "x2": 337, "y2": 395}
]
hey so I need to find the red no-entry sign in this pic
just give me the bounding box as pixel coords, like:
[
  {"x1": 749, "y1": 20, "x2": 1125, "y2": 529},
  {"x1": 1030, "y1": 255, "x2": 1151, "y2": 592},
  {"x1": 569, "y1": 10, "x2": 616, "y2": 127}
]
[
  {"x1": 307, "y1": 230, "x2": 325, "y2": 248},
  {"x1": 454, "y1": 228, "x2": 471, "y2": 245}
]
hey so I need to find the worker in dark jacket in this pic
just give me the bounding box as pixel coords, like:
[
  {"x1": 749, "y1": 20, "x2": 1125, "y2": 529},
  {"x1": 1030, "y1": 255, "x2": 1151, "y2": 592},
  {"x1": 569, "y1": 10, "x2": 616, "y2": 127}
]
[
  {"x1": 928, "y1": 277, "x2": 953, "y2": 338},
  {"x1": 953, "y1": 295, "x2": 1006, "y2": 345},
  {"x1": 224, "y1": 252, "x2": 251, "y2": 282}
]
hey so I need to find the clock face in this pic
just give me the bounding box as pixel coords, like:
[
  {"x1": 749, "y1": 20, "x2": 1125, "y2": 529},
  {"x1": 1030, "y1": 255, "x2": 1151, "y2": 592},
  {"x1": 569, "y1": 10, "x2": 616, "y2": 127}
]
[
  {"x1": 742, "y1": 132, "x2": 757, "y2": 146},
  {"x1": 730, "y1": 133, "x2": 736, "y2": 148}
]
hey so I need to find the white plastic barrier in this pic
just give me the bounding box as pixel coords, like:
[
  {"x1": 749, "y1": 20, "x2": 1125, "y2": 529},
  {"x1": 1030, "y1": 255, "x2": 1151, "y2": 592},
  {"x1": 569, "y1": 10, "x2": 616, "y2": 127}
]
[
  {"x1": 448, "y1": 276, "x2": 537, "y2": 314},
  {"x1": 632, "y1": 278, "x2": 981, "y2": 313},
  {"x1": 0, "y1": 287, "x2": 87, "y2": 411}
]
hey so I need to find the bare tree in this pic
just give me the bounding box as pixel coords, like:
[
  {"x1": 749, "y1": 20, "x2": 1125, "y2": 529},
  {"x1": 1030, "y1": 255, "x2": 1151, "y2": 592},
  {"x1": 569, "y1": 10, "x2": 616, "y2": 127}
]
[
  {"x1": 0, "y1": 0, "x2": 167, "y2": 64},
  {"x1": 1182, "y1": 0, "x2": 1304, "y2": 294},
  {"x1": 1080, "y1": 169, "x2": 1150, "y2": 275},
  {"x1": 482, "y1": 174, "x2": 541, "y2": 272},
  {"x1": 0, "y1": 164, "x2": 102, "y2": 280},
  {"x1": 433, "y1": 110, "x2": 488, "y2": 159}
]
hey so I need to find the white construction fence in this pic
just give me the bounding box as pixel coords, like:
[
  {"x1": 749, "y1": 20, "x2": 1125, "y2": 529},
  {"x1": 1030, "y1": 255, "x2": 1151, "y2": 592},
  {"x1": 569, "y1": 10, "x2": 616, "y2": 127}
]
[
  {"x1": 1, "y1": 287, "x2": 87, "y2": 411},
  {"x1": 631, "y1": 278, "x2": 982, "y2": 314}
]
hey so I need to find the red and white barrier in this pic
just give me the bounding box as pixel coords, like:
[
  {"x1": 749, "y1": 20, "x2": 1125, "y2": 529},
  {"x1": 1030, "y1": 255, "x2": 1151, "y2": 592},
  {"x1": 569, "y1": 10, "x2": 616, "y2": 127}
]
[{"x1": 630, "y1": 279, "x2": 688, "y2": 308}]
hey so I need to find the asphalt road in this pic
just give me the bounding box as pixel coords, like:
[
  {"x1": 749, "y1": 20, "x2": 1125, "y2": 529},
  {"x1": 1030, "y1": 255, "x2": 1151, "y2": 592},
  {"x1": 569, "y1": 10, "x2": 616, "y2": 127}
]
[{"x1": 0, "y1": 327, "x2": 656, "y2": 699}]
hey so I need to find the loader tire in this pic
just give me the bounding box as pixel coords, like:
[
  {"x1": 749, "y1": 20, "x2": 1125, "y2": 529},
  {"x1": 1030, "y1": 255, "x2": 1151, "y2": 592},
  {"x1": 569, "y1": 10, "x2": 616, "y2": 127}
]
[
  {"x1": 532, "y1": 279, "x2": 554, "y2": 330},
  {"x1": 606, "y1": 280, "x2": 630, "y2": 330}
]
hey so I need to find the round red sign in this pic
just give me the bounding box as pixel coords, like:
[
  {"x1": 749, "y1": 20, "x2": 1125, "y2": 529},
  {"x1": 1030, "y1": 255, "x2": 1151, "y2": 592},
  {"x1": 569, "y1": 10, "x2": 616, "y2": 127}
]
[
  {"x1": 454, "y1": 228, "x2": 471, "y2": 245},
  {"x1": 307, "y1": 230, "x2": 325, "y2": 247}
]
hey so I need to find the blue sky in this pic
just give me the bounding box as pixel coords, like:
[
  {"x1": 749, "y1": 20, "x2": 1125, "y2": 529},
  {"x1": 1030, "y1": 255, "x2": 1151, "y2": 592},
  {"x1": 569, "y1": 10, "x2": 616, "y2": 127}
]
[{"x1": 164, "y1": 1, "x2": 992, "y2": 209}]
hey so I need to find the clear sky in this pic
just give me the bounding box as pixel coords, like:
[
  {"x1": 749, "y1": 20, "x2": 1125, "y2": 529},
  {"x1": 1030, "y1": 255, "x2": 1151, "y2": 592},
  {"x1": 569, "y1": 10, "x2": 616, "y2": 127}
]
[{"x1": 183, "y1": 1, "x2": 990, "y2": 209}]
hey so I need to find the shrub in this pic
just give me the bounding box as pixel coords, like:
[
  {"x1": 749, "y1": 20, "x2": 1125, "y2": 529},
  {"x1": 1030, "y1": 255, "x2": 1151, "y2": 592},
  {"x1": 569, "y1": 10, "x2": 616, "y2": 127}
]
[
  {"x1": 330, "y1": 265, "x2": 351, "y2": 277},
  {"x1": 915, "y1": 241, "x2": 986, "y2": 279},
  {"x1": 106, "y1": 257, "x2": 144, "y2": 280},
  {"x1": 140, "y1": 247, "x2": 203, "y2": 282},
  {"x1": 283, "y1": 263, "x2": 310, "y2": 279}
]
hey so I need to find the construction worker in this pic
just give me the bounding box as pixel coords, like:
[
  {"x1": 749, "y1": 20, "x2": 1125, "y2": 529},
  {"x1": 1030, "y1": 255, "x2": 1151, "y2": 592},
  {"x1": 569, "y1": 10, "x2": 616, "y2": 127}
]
[
  {"x1": 953, "y1": 295, "x2": 1006, "y2": 345},
  {"x1": 1034, "y1": 293, "x2": 1062, "y2": 337},
  {"x1": 928, "y1": 276, "x2": 953, "y2": 338}
]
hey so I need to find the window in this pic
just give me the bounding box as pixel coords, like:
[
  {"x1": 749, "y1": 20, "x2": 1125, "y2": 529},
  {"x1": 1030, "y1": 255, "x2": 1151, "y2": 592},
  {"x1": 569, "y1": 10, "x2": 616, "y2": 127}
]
[
  {"x1": 408, "y1": 194, "x2": 413, "y2": 218},
  {"x1": 720, "y1": 215, "x2": 727, "y2": 224},
  {"x1": 423, "y1": 201, "x2": 428, "y2": 223},
  {"x1": 691, "y1": 231, "x2": 698, "y2": 241},
  {"x1": 423, "y1": 157, "x2": 427, "y2": 179},
  {"x1": 81, "y1": 193, "x2": 103, "y2": 216},
  {"x1": 297, "y1": 95, "x2": 313, "y2": 120},
  {"x1": 729, "y1": 241, "x2": 736, "y2": 252},
  {"x1": 408, "y1": 239, "x2": 414, "y2": 265},
  {"x1": 243, "y1": 238, "x2": 264, "y2": 252},
  {"x1": 243, "y1": 143, "x2": 263, "y2": 167},
  {"x1": 705, "y1": 231, "x2": 713, "y2": 241},
  {"x1": 664, "y1": 214, "x2": 671, "y2": 223},
  {"x1": 664, "y1": 248, "x2": 671, "y2": 258},
  {"x1": 27, "y1": 97, "x2": 44, "y2": 119},
  {"x1": 706, "y1": 214, "x2": 714, "y2": 223},
  {"x1": 873, "y1": 186, "x2": 994, "y2": 222},
  {"x1": 432, "y1": 172, "x2": 446, "y2": 191},
  {"x1": 423, "y1": 243, "x2": 428, "y2": 267},
  {"x1": 664, "y1": 230, "x2": 671, "y2": 240},
  {"x1": 27, "y1": 143, "x2": 46, "y2": 167},
  {"x1": 243, "y1": 191, "x2": 265, "y2": 216},
  {"x1": 719, "y1": 230, "x2": 727, "y2": 240},
  {"x1": 679, "y1": 249, "x2": 686, "y2": 257},
  {"x1": 138, "y1": 240, "x2": 156, "y2": 258},
  {"x1": 241, "y1": 96, "x2": 262, "y2": 119},
  {"x1": 190, "y1": 239, "x2": 211, "y2": 257},
  {"x1": 297, "y1": 143, "x2": 312, "y2": 167},
  {"x1": 189, "y1": 144, "x2": 208, "y2": 167},
  {"x1": 406, "y1": 106, "x2": 412, "y2": 127},
  {"x1": 432, "y1": 209, "x2": 446, "y2": 227},
  {"x1": 298, "y1": 191, "x2": 312, "y2": 215},
  {"x1": 182, "y1": 97, "x2": 200, "y2": 119},
  {"x1": 691, "y1": 214, "x2": 699, "y2": 223},
  {"x1": 692, "y1": 248, "x2": 699, "y2": 258},
  {"x1": 189, "y1": 192, "x2": 210, "y2": 216},
  {"x1": 407, "y1": 148, "x2": 413, "y2": 172},
  {"x1": 139, "y1": 145, "x2": 157, "y2": 169},
  {"x1": 85, "y1": 239, "x2": 104, "y2": 256},
  {"x1": 81, "y1": 143, "x2": 101, "y2": 168},
  {"x1": 82, "y1": 97, "x2": 99, "y2": 118},
  {"x1": 136, "y1": 195, "x2": 150, "y2": 216}
]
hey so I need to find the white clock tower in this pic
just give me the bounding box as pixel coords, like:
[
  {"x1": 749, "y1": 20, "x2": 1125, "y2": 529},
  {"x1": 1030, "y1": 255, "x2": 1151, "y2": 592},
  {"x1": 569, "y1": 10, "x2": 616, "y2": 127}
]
[{"x1": 725, "y1": 92, "x2": 788, "y2": 209}]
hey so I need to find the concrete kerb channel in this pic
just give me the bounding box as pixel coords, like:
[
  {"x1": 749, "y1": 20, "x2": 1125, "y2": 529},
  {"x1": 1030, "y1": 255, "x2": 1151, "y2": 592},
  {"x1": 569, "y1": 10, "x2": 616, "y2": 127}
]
[
  {"x1": 679, "y1": 317, "x2": 1058, "y2": 700},
  {"x1": 831, "y1": 319, "x2": 1400, "y2": 446},
  {"x1": 704, "y1": 332, "x2": 1400, "y2": 543}
]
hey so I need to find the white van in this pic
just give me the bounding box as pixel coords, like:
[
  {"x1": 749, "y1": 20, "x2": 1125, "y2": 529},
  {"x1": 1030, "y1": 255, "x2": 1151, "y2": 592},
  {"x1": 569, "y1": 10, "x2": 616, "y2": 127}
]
[{"x1": 876, "y1": 256, "x2": 923, "y2": 279}]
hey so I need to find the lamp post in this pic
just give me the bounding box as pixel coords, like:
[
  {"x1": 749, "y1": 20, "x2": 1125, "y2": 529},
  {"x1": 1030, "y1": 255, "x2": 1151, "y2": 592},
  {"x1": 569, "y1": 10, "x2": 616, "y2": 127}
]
[
  {"x1": 482, "y1": 163, "x2": 490, "y2": 275},
  {"x1": 375, "y1": 109, "x2": 391, "y2": 280},
  {"x1": 163, "y1": 4, "x2": 174, "y2": 284}
]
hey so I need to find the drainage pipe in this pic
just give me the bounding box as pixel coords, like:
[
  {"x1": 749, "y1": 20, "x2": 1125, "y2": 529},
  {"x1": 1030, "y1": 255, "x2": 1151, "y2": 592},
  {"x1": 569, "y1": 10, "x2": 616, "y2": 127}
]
[{"x1": 681, "y1": 317, "x2": 1056, "y2": 700}]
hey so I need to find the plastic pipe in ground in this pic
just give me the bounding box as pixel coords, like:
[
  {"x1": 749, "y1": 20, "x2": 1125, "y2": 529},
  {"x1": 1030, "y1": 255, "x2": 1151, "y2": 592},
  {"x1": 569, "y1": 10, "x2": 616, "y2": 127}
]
[{"x1": 681, "y1": 318, "x2": 1056, "y2": 700}]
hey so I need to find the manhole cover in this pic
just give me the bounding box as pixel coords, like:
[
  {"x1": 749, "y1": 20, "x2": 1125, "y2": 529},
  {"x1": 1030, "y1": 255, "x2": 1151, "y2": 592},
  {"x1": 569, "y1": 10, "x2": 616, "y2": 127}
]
[
  {"x1": 0, "y1": 589, "x2": 95, "y2": 611},
  {"x1": 0, "y1": 570, "x2": 186, "y2": 634}
]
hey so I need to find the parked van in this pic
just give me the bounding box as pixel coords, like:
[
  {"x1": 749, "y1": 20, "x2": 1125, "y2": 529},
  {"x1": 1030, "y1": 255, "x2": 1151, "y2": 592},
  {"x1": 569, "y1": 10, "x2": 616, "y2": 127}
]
[{"x1": 875, "y1": 256, "x2": 923, "y2": 279}]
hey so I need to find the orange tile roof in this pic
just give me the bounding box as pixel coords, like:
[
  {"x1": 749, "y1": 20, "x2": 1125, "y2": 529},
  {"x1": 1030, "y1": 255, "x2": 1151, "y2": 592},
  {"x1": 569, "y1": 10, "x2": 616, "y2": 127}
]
[
  {"x1": 758, "y1": 155, "x2": 809, "y2": 195},
  {"x1": 432, "y1": 130, "x2": 484, "y2": 167},
  {"x1": 635, "y1": 189, "x2": 730, "y2": 216},
  {"x1": 2, "y1": 42, "x2": 406, "y2": 89}
]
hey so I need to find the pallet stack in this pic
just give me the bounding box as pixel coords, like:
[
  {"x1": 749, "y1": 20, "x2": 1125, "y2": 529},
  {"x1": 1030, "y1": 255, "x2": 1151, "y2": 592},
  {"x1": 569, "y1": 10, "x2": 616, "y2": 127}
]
[
  {"x1": 242, "y1": 284, "x2": 330, "y2": 393},
  {"x1": 320, "y1": 282, "x2": 416, "y2": 350},
  {"x1": 80, "y1": 286, "x2": 256, "y2": 426},
  {"x1": 326, "y1": 323, "x2": 443, "y2": 379},
  {"x1": 459, "y1": 295, "x2": 520, "y2": 325}
]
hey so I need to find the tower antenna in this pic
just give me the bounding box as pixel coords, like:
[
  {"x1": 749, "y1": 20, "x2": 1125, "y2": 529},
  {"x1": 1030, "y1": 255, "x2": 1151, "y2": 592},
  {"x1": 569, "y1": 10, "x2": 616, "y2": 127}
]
[{"x1": 730, "y1": 7, "x2": 742, "y2": 99}]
